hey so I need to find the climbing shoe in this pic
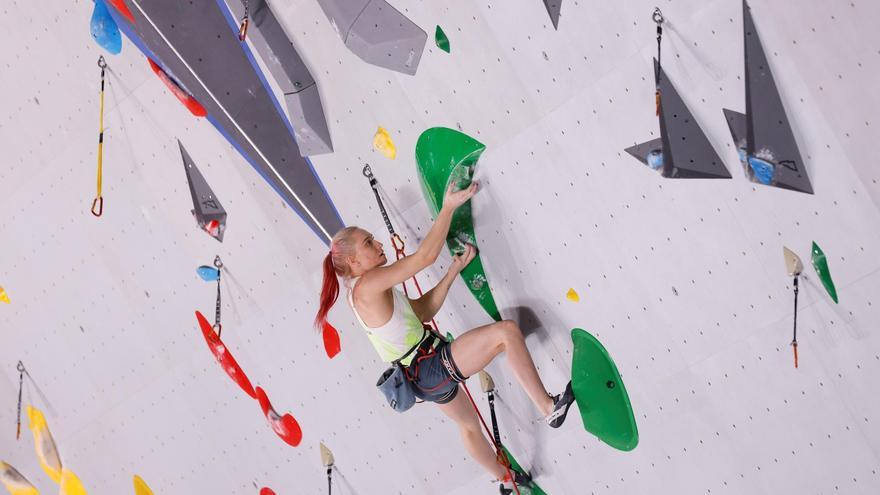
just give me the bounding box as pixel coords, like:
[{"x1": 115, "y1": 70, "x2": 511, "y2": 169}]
[
  {"x1": 545, "y1": 381, "x2": 575, "y2": 428},
  {"x1": 498, "y1": 468, "x2": 533, "y2": 494}
]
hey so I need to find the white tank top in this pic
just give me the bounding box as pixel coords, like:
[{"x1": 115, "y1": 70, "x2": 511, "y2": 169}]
[{"x1": 347, "y1": 277, "x2": 426, "y2": 366}]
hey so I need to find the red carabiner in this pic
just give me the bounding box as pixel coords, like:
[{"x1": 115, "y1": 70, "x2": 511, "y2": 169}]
[{"x1": 91, "y1": 196, "x2": 103, "y2": 217}]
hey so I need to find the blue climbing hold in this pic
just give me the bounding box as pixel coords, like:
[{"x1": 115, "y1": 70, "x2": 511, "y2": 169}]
[
  {"x1": 197, "y1": 266, "x2": 220, "y2": 282},
  {"x1": 747, "y1": 156, "x2": 775, "y2": 185},
  {"x1": 646, "y1": 149, "x2": 664, "y2": 171},
  {"x1": 90, "y1": 0, "x2": 122, "y2": 55}
]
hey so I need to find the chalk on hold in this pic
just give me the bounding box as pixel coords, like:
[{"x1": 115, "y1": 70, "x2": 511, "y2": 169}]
[
  {"x1": 811, "y1": 241, "x2": 838, "y2": 303},
  {"x1": 478, "y1": 370, "x2": 495, "y2": 393},
  {"x1": 320, "y1": 442, "x2": 335, "y2": 467},
  {"x1": 566, "y1": 288, "x2": 580, "y2": 302},
  {"x1": 133, "y1": 475, "x2": 155, "y2": 495},
  {"x1": 0, "y1": 462, "x2": 39, "y2": 495},
  {"x1": 372, "y1": 127, "x2": 397, "y2": 159},
  {"x1": 0, "y1": 286, "x2": 9, "y2": 304},
  {"x1": 435, "y1": 26, "x2": 450, "y2": 53},
  {"x1": 255, "y1": 387, "x2": 303, "y2": 447}
]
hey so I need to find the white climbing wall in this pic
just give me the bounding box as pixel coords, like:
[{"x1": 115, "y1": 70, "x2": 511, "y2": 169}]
[{"x1": 2, "y1": 0, "x2": 880, "y2": 493}]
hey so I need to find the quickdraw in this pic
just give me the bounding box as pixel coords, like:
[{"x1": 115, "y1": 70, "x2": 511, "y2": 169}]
[
  {"x1": 92, "y1": 56, "x2": 107, "y2": 217},
  {"x1": 213, "y1": 255, "x2": 223, "y2": 337},
  {"x1": 361, "y1": 164, "x2": 523, "y2": 495},
  {"x1": 238, "y1": 0, "x2": 250, "y2": 41},
  {"x1": 15, "y1": 361, "x2": 25, "y2": 440},
  {"x1": 653, "y1": 7, "x2": 664, "y2": 117},
  {"x1": 791, "y1": 276, "x2": 799, "y2": 368}
]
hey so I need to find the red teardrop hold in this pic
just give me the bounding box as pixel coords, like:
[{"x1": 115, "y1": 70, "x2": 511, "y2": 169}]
[
  {"x1": 255, "y1": 387, "x2": 303, "y2": 447},
  {"x1": 322, "y1": 321, "x2": 341, "y2": 359},
  {"x1": 195, "y1": 310, "x2": 257, "y2": 399},
  {"x1": 259, "y1": 488, "x2": 276, "y2": 495},
  {"x1": 148, "y1": 58, "x2": 208, "y2": 117}
]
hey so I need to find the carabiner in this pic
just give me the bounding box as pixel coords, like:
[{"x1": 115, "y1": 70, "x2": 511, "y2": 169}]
[
  {"x1": 16, "y1": 361, "x2": 25, "y2": 373},
  {"x1": 213, "y1": 255, "x2": 223, "y2": 269},
  {"x1": 91, "y1": 196, "x2": 104, "y2": 217},
  {"x1": 362, "y1": 164, "x2": 374, "y2": 180},
  {"x1": 652, "y1": 7, "x2": 664, "y2": 25},
  {"x1": 97, "y1": 55, "x2": 107, "y2": 69}
]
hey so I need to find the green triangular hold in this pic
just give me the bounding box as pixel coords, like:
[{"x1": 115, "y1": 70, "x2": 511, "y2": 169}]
[
  {"x1": 570, "y1": 328, "x2": 638, "y2": 451},
  {"x1": 415, "y1": 127, "x2": 501, "y2": 321},
  {"x1": 501, "y1": 447, "x2": 547, "y2": 495},
  {"x1": 811, "y1": 241, "x2": 839, "y2": 303},
  {"x1": 435, "y1": 25, "x2": 450, "y2": 53}
]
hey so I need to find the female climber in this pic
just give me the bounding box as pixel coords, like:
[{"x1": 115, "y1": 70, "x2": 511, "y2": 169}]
[{"x1": 314, "y1": 181, "x2": 575, "y2": 491}]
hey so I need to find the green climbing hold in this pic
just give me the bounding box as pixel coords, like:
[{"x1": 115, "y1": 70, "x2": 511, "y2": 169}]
[
  {"x1": 810, "y1": 241, "x2": 839, "y2": 303},
  {"x1": 570, "y1": 328, "x2": 638, "y2": 451},
  {"x1": 415, "y1": 127, "x2": 501, "y2": 321},
  {"x1": 501, "y1": 447, "x2": 546, "y2": 495},
  {"x1": 435, "y1": 25, "x2": 450, "y2": 53}
]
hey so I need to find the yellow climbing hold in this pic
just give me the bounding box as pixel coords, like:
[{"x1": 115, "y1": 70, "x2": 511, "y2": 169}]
[
  {"x1": 59, "y1": 469, "x2": 87, "y2": 495},
  {"x1": 26, "y1": 406, "x2": 62, "y2": 484},
  {"x1": 0, "y1": 287, "x2": 9, "y2": 304},
  {"x1": 566, "y1": 288, "x2": 580, "y2": 302},
  {"x1": 133, "y1": 475, "x2": 154, "y2": 495},
  {"x1": 0, "y1": 462, "x2": 39, "y2": 495},
  {"x1": 372, "y1": 127, "x2": 396, "y2": 159}
]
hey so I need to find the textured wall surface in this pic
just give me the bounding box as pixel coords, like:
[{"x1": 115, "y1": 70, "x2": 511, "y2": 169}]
[{"x1": 1, "y1": 0, "x2": 879, "y2": 494}]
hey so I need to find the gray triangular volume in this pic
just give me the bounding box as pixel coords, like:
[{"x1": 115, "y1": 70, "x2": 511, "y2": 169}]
[
  {"x1": 722, "y1": 108, "x2": 753, "y2": 179},
  {"x1": 316, "y1": 0, "x2": 426, "y2": 75},
  {"x1": 543, "y1": 0, "x2": 562, "y2": 30},
  {"x1": 656, "y1": 59, "x2": 731, "y2": 179},
  {"x1": 625, "y1": 137, "x2": 663, "y2": 166},
  {"x1": 743, "y1": 1, "x2": 813, "y2": 194},
  {"x1": 179, "y1": 141, "x2": 227, "y2": 242}
]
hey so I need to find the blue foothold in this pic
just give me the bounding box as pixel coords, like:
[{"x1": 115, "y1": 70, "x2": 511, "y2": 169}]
[
  {"x1": 90, "y1": 0, "x2": 122, "y2": 54},
  {"x1": 747, "y1": 156, "x2": 775, "y2": 185},
  {"x1": 197, "y1": 266, "x2": 220, "y2": 282},
  {"x1": 646, "y1": 149, "x2": 664, "y2": 171}
]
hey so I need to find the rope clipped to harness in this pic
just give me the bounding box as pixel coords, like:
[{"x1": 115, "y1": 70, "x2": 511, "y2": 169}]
[
  {"x1": 92, "y1": 56, "x2": 108, "y2": 217},
  {"x1": 653, "y1": 7, "x2": 664, "y2": 116},
  {"x1": 361, "y1": 164, "x2": 522, "y2": 495},
  {"x1": 15, "y1": 361, "x2": 25, "y2": 440},
  {"x1": 238, "y1": 0, "x2": 250, "y2": 41}
]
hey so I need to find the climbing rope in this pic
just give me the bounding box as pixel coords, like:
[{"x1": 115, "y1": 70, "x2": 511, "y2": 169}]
[
  {"x1": 213, "y1": 255, "x2": 223, "y2": 338},
  {"x1": 791, "y1": 276, "x2": 799, "y2": 368},
  {"x1": 361, "y1": 165, "x2": 522, "y2": 495},
  {"x1": 653, "y1": 7, "x2": 664, "y2": 116},
  {"x1": 92, "y1": 56, "x2": 107, "y2": 217},
  {"x1": 238, "y1": 0, "x2": 250, "y2": 41},
  {"x1": 15, "y1": 361, "x2": 25, "y2": 440},
  {"x1": 326, "y1": 466, "x2": 332, "y2": 495}
]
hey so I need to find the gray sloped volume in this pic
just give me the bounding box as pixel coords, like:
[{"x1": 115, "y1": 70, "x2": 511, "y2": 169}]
[
  {"x1": 227, "y1": 0, "x2": 333, "y2": 156},
  {"x1": 625, "y1": 61, "x2": 730, "y2": 179},
  {"x1": 742, "y1": 1, "x2": 813, "y2": 193},
  {"x1": 316, "y1": 0, "x2": 426, "y2": 75},
  {"x1": 543, "y1": 0, "x2": 562, "y2": 30},
  {"x1": 180, "y1": 141, "x2": 227, "y2": 242}
]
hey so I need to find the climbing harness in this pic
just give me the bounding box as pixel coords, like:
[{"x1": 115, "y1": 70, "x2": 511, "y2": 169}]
[
  {"x1": 791, "y1": 276, "x2": 799, "y2": 368},
  {"x1": 92, "y1": 56, "x2": 108, "y2": 217},
  {"x1": 15, "y1": 361, "x2": 25, "y2": 440},
  {"x1": 212, "y1": 256, "x2": 223, "y2": 337},
  {"x1": 361, "y1": 165, "x2": 524, "y2": 495},
  {"x1": 238, "y1": 0, "x2": 250, "y2": 41},
  {"x1": 653, "y1": 7, "x2": 664, "y2": 116}
]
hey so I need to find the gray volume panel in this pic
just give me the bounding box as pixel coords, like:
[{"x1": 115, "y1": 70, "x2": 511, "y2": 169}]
[
  {"x1": 542, "y1": 0, "x2": 562, "y2": 30},
  {"x1": 743, "y1": 1, "x2": 813, "y2": 194},
  {"x1": 180, "y1": 140, "x2": 227, "y2": 242},
  {"x1": 122, "y1": 0, "x2": 343, "y2": 243}
]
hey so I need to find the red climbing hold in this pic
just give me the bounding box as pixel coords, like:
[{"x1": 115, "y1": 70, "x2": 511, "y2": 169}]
[
  {"x1": 148, "y1": 58, "x2": 207, "y2": 117},
  {"x1": 195, "y1": 310, "x2": 257, "y2": 399},
  {"x1": 322, "y1": 321, "x2": 341, "y2": 359},
  {"x1": 106, "y1": 0, "x2": 135, "y2": 24},
  {"x1": 259, "y1": 489, "x2": 276, "y2": 495},
  {"x1": 255, "y1": 387, "x2": 303, "y2": 447}
]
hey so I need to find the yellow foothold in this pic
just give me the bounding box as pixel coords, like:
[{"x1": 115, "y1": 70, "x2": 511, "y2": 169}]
[
  {"x1": 566, "y1": 288, "x2": 580, "y2": 302},
  {"x1": 0, "y1": 461, "x2": 39, "y2": 495},
  {"x1": 60, "y1": 469, "x2": 88, "y2": 495},
  {"x1": 26, "y1": 406, "x2": 63, "y2": 484},
  {"x1": 372, "y1": 127, "x2": 397, "y2": 160},
  {"x1": 133, "y1": 475, "x2": 154, "y2": 495},
  {"x1": 0, "y1": 287, "x2": 9, "y2": 304}
]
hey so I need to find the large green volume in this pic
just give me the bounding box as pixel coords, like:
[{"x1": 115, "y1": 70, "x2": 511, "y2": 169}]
[
  {"x1": 810, "y1": 241, "x2": 839, "y2": 304},
  {"x1": 570, "y1": 328, "x2": 639, "y2": 451},
  {"x1": 415, "y1": 127, "x2": 501, "y2": 321},
  {"x1": 501, "y1": 446, "x2": 547, "y2": 495}
]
